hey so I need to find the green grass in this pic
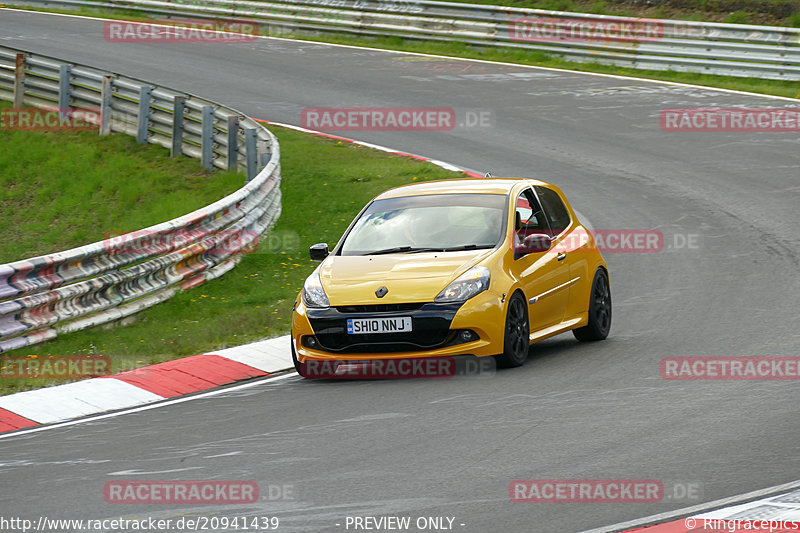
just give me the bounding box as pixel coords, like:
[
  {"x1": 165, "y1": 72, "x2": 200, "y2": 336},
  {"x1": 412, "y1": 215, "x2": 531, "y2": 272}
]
[
  {"x1": 0, "y1": 125, "x2": 465, "y2": 394},
  {"x1": 439, "y1": 0, "x2": 800, "y2": 27},
  {"x1": 0, "y1": 101, "x2": 244, "y2": 263},
  {"x1": 723, "y1": 10, "x2": 756, "y2": 24}
]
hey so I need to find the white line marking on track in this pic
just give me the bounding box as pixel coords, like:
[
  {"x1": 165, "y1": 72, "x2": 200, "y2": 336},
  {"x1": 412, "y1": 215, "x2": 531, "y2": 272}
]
[
  {"x1": 107, "y1": 467, "x2": 205, "y2": 476},
  {"x1": 203, "y1": 451, "x2": 243, "y2": 458},
  {"x1": 263, "y1": 120, "x2": 482, "y2": 176}
]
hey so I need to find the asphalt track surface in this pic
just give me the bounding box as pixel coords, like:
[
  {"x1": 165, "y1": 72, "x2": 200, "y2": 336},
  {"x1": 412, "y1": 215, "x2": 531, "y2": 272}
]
[{"x1": 1, "y1": 10, "x2": 799, "y2": 532}]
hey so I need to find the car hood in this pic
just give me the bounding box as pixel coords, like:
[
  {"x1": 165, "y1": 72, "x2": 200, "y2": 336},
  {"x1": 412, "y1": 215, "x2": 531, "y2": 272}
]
[{"x1": 319, "y1": 250, "x2": 490, "y2": 305}]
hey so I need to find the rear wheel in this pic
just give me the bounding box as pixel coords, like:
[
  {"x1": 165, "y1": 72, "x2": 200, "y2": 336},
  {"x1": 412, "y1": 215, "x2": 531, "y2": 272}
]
[
  {"x1": 494, "y1": 292, "x2": 530, "y2": 368},
  {"x1": 573, "y1": 268, "x2": 612, "y2": 342}
]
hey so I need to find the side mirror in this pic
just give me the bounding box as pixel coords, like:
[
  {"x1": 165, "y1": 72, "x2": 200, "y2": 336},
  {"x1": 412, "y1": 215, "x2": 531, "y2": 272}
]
[
  {"x1": 516, "y1": 234, "x2": 551, "y2": 256},
  {"x1": 309, "y1": 243, "x2": 329, "y2": 261}
]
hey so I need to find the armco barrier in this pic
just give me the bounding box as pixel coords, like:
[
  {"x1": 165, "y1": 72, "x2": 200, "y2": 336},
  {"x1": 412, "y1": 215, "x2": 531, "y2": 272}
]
[
  {"x1": 8, "y1": 0, "x2": 800, "y2": 80},
  {"x1": 0, "y1": 46, "x2": 281, "y2": 353}
]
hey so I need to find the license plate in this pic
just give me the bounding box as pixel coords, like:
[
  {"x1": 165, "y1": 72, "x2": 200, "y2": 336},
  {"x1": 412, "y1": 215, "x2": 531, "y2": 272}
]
[{"x1": 347, "y1": 317, "x2": 412, "y2": 334}]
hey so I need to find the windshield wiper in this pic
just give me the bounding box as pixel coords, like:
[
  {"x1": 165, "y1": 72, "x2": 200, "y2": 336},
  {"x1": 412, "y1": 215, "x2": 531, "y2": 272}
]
[
  {"x1": 440, "y1": 244, "x2": 495, "y2": 252},
  {"x1": 364, "y1": 246, "x2": 444, "y2": 256},
  {"x1": 363, "y1": 244, "x2": 495, "y2": 255}
]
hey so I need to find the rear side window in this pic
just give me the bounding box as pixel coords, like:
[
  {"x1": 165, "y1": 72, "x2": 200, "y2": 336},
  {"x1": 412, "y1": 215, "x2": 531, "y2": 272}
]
[{"x1": 534, "y1": 186, "x2": 571, "y2": 234}]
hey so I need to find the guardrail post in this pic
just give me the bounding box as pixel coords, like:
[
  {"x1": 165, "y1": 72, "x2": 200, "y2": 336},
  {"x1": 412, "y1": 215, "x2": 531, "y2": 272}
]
[
  {"x1": 258, "y1": 137, "x2": 271, "y2": 167},
  {"x1": 100, "y1": 76, "x2": 113, "y2": 136},
  {"x1": 245, "y1": 128, "x2": 257, "y2": 182},
  {"x1": 58, "y1": 65, "x2": 71, "y2": 117},
  {"x1": 136, "y1": 86, "x2": 152, "y2": 144},
  {"x1": 201, "y1": 106, "x2": 214, "y2": 171},
  {"x1": 171, "y1": 96, "x2": 185, "y2": 157},
  {"x1": 227, "y1": 116, "x2": 239, "y2": 171},
  {"x1": 13, "y1": 53, "x2": 25, "y2": 108}
]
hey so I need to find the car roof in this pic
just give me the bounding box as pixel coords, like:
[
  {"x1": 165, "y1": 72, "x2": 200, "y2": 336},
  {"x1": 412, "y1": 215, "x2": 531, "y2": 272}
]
[{"x1": 374, "y1": 178, "x2": 553, "y2": 199}]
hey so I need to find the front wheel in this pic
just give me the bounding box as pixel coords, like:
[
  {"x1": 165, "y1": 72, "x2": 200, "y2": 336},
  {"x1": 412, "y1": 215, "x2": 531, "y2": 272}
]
[
  {"x1": 494, "y1": 292, "x2": 530, "y2": 368},
  {"x1": 573, "y1": 268, "x2": 611, "y2": 342}
]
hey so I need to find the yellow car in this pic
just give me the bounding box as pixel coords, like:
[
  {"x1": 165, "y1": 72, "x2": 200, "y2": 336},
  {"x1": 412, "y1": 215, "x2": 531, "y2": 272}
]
[{"x1": 291, "y1": 178, "x2": 611, "y2": 378}]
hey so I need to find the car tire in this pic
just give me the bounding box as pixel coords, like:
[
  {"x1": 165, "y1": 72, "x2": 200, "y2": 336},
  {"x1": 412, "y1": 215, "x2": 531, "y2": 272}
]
[
  {"x1": 573, "y1": 268, "x2": 612, "y2": 342},
  {"x1": 494, "y1": 292, "x2": 530, "y2": 368},
  {"x1": 292, "y1": 334, "x2": 339, "y2": 379}
]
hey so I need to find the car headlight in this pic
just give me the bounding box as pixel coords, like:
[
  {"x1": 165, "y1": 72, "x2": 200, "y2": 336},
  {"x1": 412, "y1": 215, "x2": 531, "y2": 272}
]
[
  {"x1": 435, "y1": 266, "x2": 491, "y2": 303},
  {"x1": 302, "y1": 271, "x2": 330, "y2": 308}
]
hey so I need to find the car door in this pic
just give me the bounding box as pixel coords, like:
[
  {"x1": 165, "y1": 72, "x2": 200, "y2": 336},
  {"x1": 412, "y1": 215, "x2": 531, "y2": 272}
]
[
  {"x1": 533, "y1": 185, "x2": 582, "y2": 326},
  {"x1": 513, "y1": 188, "x2": 571, "y2": 333}
]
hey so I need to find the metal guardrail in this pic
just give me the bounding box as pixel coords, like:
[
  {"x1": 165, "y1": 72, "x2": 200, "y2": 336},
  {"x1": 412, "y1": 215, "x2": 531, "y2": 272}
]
[
  {"x1": 0, "y1": 45, "x2": 282, "y2": 353},
  {"x1": 10, "y1": 0, "x2": 800, "y2": 80}
]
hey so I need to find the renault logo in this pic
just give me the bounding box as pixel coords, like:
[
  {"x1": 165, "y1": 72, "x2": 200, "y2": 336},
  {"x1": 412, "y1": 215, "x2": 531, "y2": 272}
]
[{"x1": 375, "y1": 286, "x2": 388, "y2": 298}]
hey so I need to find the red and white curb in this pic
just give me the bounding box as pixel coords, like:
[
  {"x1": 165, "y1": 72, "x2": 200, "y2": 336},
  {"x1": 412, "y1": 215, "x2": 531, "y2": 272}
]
[
  {"x1": 0, "y1": 335, "x2": 294, "y2": 433},
  {"x1": 255, "y1": 119, "x2": 484, "y2": 179},
  {"x1": 578, "y1": 480, "x2": 800, "y2": 533},
  {"x1": 622, "y1": 488, "x2": 800, "y2": 532}
]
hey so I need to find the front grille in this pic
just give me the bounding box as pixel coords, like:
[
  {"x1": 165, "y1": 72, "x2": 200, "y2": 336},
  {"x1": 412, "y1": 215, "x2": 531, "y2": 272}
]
[
  {"x1": 307, "y1": 302, "x2": 463, "y2": 353},
  {"x1": 335, "y1": 303, "x2": 424, "y2": 314}
]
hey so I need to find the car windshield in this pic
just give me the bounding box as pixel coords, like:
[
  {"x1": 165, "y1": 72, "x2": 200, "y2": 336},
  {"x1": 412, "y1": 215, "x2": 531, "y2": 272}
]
[{"x1": 339, "y1": 193, "x2": 507, "y2": 256}]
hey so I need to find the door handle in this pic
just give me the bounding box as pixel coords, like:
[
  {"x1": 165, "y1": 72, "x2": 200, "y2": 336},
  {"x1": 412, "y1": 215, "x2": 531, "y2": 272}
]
[{"x1": 557, "y1": 252, "x2": 567, "y2": 261}]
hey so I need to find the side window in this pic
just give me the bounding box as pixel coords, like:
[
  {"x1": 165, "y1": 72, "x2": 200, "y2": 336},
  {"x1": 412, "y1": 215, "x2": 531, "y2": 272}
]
[
  {"x1": 515, "y1": 193, "x2": 533, "y2": 234},
  {"x1": 514, "y1": 189, "x2": 551, "y2": 258},
  {"x1": 515, "y1": 189, "x2": 547, "y2": 237},
  {"x1": 514, "y1": 189, "x2": 546, "y2": 239},
  {"x1": 534, "y1": 186, "x2": 571, "y2": 234}
]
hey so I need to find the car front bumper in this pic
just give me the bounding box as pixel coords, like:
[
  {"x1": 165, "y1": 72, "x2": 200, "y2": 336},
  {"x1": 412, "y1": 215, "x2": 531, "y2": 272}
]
[{"x1": 291, "y1": 290, "x2": 506, "y2": 362}]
